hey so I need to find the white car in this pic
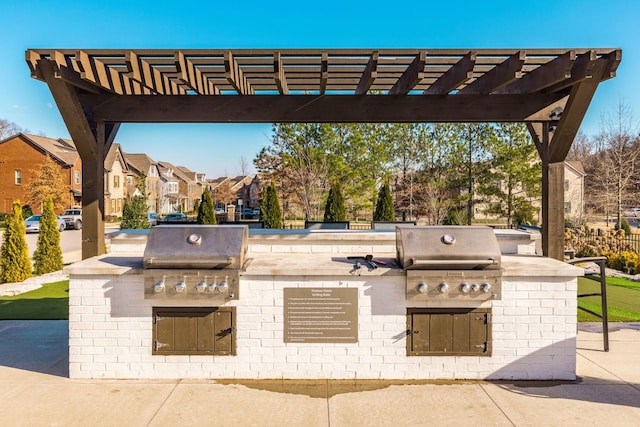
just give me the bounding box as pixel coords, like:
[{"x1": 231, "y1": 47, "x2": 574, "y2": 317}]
[
  {"x1": 623, "y1": 208, "x2": 640, "y2": 218},
  {"x1": 24, "y1": 215, "x2": 66, "y2": 233}
]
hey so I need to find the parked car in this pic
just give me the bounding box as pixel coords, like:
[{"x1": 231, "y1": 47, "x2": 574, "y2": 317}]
[
  {"x1": 164, "y1": 212, "x2": 187, "y2": 222},
  {"x1": 61, "y1": 208, "x2": 82, "y2": 230},
  {"x1": 252, "y1": 208, "x2": 261, "y2": 217},
  {"x1": 24, "y1": 215, "x2": 66, "y2": 233},
  {"x1": 214, "y1": 208, "x2": 226, "y2": 215},
  {"x1": 623, "y1": 208, "x2": 640, "y2": 218},
  {"x1": 147, "y1": 212, "x2": 158, "y2": 226}
]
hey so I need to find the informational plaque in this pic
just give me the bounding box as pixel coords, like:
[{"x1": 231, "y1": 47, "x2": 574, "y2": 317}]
[{"x1": 284, "y1": 288, "x2": 358, "y2": 343}]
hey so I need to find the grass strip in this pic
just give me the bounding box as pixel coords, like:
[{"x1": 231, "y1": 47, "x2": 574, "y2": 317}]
[
  {"x1": 0, "y1": 280, "x2": 69, "y2": 320},
  {"x1": 578, "y1": 276, "x2": 640, "y2": 322}
]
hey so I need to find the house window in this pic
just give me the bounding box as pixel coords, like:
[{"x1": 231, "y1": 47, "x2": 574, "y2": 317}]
[
  {"x1": 114, "y1": 175, "x2": 120, "y2": 188},
  {"x1": 564, "y1": 179, "x2": 569, "y2": 191},
  {"x1": 75, "y1": 171, "x2": 81, "y2": 185},
  {"x1": 168, "y1": 182, "x2": 178, "y2": 193},
  {"x1": 564, "y1": 202, "x2": 572, "y2": 213},
  {"x1": 14, "y1": 170, "x2": 21, "y2": 185},
  {"x1": 126, "y1": 176, "x2": 133, "y2": 185}
]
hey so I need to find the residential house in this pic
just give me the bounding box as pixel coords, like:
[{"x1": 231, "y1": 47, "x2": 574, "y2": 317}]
[
  {"x1": 0, "y1": 133, "x2": 81, "y2": 213},
  {"x1": 156, "y1": 161, "x2": 200, "y2": 213},
  {"x1": 122, "y1": 153, "x2": 161, "y2": 214},
  {"x1": 564, "y1": 161, "x2": 586, "y2": 219},
  {"x1": 104, "y1": 143, "x2": 128, "y2": 218},
  {"x1": 176, "y1": 165, "x2": 205, "y2": 207},
  {"x1": 207, "y1": 175, "x2": 254, "y2": 211}
]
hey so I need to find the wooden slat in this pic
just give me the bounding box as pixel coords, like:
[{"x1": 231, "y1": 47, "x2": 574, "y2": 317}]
[
  {"x1": 175, "y1": 51, "x2": 219, "y2": 95},
  {"x1": 457, "y1": 51, "x2": 526, "y2": 94},
  {"x1": 495, "y1": 51, "x2": 576, "y2": 94},
  {"x1": 320, "y1": 51, "x2": 328, "y2": 95},
  {"x1": 77, "y1": 50, "x2": 116, "y2": 93},
  {"x1": 389, "y1": 51, "x2": 426, "y2": 95},
  {"x1": 127, "y1": 51, "x2": 182, "y2": 95},
  {"x1": 224, "y1": 51, "x2": 253, "y2": 95},
  {"x1": 602, "y1": 49, "x2": 622, "y2": 80},
  {"x1": 355, "y1": 51, "x2": 378, "y2": 95},
  {"x1": 273, "y1": 51, "x2": 288, "y2": 95},
  {"x1": 424, "y1": 51, "x2": 476, "y2": 95},
  {"x1": 544, "y1": 51, "x2": 596, "y2": 93}
]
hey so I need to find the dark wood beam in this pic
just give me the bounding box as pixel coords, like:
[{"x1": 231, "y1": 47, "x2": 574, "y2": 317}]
[
  {"x1": 495, "y1": 51, "x2": 575, "y2": 94},
  {"x1": 526, "y1": 122, "x2": 544, "y2": 157},
  {"x1": 549, "y1": 57, "x2": 610, "y2": 162},
  {"x1": 224, "y1": 51, "x2": 253, "y2": 95},
  {"x1": 320, "y1": 51, "x2": 328, "y2": 95},
  {"x1": 458, "y1": 51, "x2": 526, "y2": 94},
  {"x1": 355, "y1": 51, "x2": 378, "y2": 95},
  {"x1": 423, "y1": 51, "x2": 475, "y2": 95},
  {"x1": 81, "y1": 93, "x2": 564, "y2": 123},
  {"x1": 389, "y1": 52, "x2": 426, "y2": 95},
  {"x1": 544, "y1": 51, "x2": 596, "y2": 93},
  {"x1": 38, "y1": 59, "x2": 106, "y2": 259},
  {"x1": 274, "y1": 51, "x2": 288, "y2": 95}
]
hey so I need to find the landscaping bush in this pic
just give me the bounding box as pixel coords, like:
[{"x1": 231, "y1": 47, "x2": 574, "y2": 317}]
[
  {"x1": 615, "y1": 217, "x2": 632, "y2": 236},
  {"x1": 604, "y1": 251, "x2": 640, "y2": 275},
  {"x1": 323, "y1": 181, "x2": 346, "y2": 222},
  {"x1": 260, "y1": 180, "x2": 282, "y2": 229},
  {"x1": 373, "y1": 182, "x2": 395, "y2": 222},
  {"x1": 0, "y1": 201, "x2": 32, "y2": 283},
  {"x1": 196, "y1": 187, "x2": 216, "y2": 224},
  {"x1": 21, "y1": 205, "x2": 33, "y2": 220},
  {"x1": 32, "y1": 196, "x2": 63, "y2": 275}
]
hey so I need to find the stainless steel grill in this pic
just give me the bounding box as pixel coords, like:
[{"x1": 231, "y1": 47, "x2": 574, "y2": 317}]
[
  {"x1": 396, "y1": 226, "x2": 502, "y2": 301},
  {"x1": 143, "y1": 225, "x2": 249, "y2": 301}
]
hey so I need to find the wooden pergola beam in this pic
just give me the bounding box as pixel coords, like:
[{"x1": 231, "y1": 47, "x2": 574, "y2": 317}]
[
  {"x1": 224, "y1": 51, "x2": 253, "y2": 95},
  {"x1": 320, "y1": 51, "x2": 328, "y2": 95},
  {"x1": 355, "y1": 51, "x2": 378, "y2": 95},
  {"x1": 423, "y1": 51, "x2": 476, "y2": 95},
  {"x1": 175, "y1": 51, "x2": 219, "y2": 95},
  {"x1": 458, "y1": 51, "x2": 526, "y2": 94},
  {"x1": 389, "y1": 52, "x2": 426, "y2": 95},
  {"x1": 274, "y1": 51, "x2": 288, "y2": 95},
  {"x1": 81, "y1": 93, "x2": 566, "y2": 123},
  {"x1": 496, "y1": 51, "x2": 576, "y2": 94}
]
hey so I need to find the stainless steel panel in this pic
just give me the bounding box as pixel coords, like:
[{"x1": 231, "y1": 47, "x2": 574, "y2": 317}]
[{"x1": 405, "y1": 269, "x2": 502, "y2": 301}]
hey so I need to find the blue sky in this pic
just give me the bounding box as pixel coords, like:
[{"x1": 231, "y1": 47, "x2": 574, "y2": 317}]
[{"x1": 1, "y1": 0, "x2": 637, "y2": 178}]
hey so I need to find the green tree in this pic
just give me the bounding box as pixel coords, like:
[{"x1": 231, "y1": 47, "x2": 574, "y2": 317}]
[
  {"x1": 373, "y1": 182, "x2": 395, "y2": 221},
  {"x1": 24, "y1": 155, "x2": 68, "y2": 213},
  {"x1": 260, "y1": 180, "x2": 282, "y2": 228},
  {"x1": 32, "y1": 196, "x2": 63, "y2": 275},
  {"x1": 197, "y1": 187, "x2": 216, "y2": 224},
  {"x1": 479, "y1": 123, "x2": 541, "y2": 228},
  {"x1": 1, "y1": 201, "x2": 32, "y2": 283},
  {"x1": 193, "y1": 199, "x2": 200, "y2": 216},
  {"x1": 324, "y1": 181, "x2": 346, "y2": 222},
  {"x1": 120, "y1": 174, "x2": 150, "y2": 229}
]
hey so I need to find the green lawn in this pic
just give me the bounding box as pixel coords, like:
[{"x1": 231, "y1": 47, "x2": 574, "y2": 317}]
[
  {"x1": 0, "y1": 280, "x2": 69, "y2": 320},
  {"x1": 578, "y1": 276, "x2": 640, "y2": 322}
]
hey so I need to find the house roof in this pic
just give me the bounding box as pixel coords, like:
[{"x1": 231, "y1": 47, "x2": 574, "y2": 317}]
[
  {"x1": 123, "y1": 152, "x2": 157, "y2": 176},
  {"x1": 104, "y1": 143, "x2": 127, "y2": 172},
  {"x1": 565, "y1": 160, "x2": 586, "y2": 176},
  {"x1": 1, "y1": 133, "x2": 80, "y2": 166}
]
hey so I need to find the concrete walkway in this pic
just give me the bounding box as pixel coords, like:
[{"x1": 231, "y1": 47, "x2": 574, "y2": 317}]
[{"x1": 0, "y1": 321, "x2": 639, "y2": 427}]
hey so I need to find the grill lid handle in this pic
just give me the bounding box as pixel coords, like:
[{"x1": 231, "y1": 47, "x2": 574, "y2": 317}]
[
  {"x1": 144, "y1": 257, "x2": 233, "y2": 269},
  {"x1": 406, "y1": 258, "x2": 498, "y2": 269}
]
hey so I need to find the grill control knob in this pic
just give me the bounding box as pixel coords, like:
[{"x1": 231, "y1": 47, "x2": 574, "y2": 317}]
[
  {"x1": 438, "y1": 283, "x2": 449, "y2": 293},
  {"x1": 196, "y1": 281, "x2": 207, "y2": 293},
  {"x1": 417, "y1": 283, "x2": 428, "y2": 294},
  {"x1": 175, "y1": 281, "x2": 186, "y2": 293},
  {"x1": 481, "y1": 283, "x2": 492, "y2": 293},
  {"x1": 153, "y1": 281, "x2": 165, "y2": 293},
  {"x1": 471, "y1": 283, "x2": 480, "y2": 292},
  {"x1": 217, "y1": 281, "x2": 229, "y2": 293},
  {"x1": 459, "y1": 283, "x2": 471, "y2": 294}
]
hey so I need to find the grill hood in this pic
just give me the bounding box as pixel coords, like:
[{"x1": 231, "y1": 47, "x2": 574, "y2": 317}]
[
  {"x1": 143, "y1": 225, "x2": 248, "y2": 270},
  {"x1": 396, "y1": 226, "x2": 501, "y2": 270}
]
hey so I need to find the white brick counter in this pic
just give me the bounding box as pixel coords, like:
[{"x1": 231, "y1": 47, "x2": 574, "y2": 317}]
[{"x1": 66, "y1": 230, "x2": 580, "y2": 380}]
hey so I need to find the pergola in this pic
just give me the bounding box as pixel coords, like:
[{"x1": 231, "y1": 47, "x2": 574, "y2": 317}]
[{"x1": 25, "y1": 48, "x2": 621, "y2": 260}]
